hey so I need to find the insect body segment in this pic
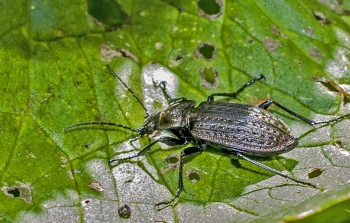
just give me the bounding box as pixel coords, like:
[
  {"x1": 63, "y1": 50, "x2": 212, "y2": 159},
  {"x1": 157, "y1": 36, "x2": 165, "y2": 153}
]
[{"x1": 64, "y1": 65, "x2": 350, "y2": 210}]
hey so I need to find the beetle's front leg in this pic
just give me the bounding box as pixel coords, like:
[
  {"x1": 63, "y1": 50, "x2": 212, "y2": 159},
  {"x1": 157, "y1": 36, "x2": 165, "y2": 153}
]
[
  {"x1": 155, "y1": 144, "x2": 204, "y2": 210},
  {"x1": 154, "y1": 80, "x2": 187, "y2": 105},
  {"x1": 207, "y1": 74, "x2": 265, "y2": 101},
  {"x1": 110, "y1": 137, "x2": 185, "y2": 164}
]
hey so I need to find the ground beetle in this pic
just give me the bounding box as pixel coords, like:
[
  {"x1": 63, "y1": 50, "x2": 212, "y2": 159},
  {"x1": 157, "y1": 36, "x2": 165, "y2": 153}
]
[{"x1": 65, "y1": 64, "x2": 350, "y2": 209}]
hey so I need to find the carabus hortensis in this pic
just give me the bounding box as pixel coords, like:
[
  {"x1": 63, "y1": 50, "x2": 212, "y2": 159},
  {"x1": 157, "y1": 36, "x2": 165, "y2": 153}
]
[{"x1": 64, "y1": 64, "x2": 350, "y2": 209}]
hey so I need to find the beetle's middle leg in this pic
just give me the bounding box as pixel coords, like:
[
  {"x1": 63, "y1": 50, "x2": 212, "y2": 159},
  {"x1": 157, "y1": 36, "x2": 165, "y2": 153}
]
[
  {"x1": 155, "y1": 145, "x2": 204, "y2": 210},
  {"x1": 259, "y1": 100, "x2": 350, "y2": 126},
  {"x1": 207, "y1": 74, "x2": 266, "y2": 101},
  {"x1": 234, "y1": 152, "x2": 317, "y2": 188}
]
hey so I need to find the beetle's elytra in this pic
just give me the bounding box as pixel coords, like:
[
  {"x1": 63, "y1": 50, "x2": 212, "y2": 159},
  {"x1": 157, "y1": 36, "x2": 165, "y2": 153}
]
[
  {"x1": 190, "y1": 101, "x2": 298, "y2": 156},
  {"x1": 65, "y1": 64, "x2": 350, "y2": 209}
]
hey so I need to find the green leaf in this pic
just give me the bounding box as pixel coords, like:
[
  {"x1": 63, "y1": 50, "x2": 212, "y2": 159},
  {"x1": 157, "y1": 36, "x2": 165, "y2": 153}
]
[{"x1": 1, "y1": 0, "x2": 350, "y2": 222}]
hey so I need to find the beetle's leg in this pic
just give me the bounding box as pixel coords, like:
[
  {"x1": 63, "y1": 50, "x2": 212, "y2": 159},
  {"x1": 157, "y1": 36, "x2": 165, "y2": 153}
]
[
  {"x1": 155, "y1": 145, "x2": 204, "y2": 210},
  {"x1": 235, "y1": 152, "x2": 317, "y2": 188},
  {"x1": 129, "y1": 135, "x2": 142, "y2": 142},
  {"x1": 259, "y1": 100, "x2": 350, "y2": 126},
  {"x1": 207, "y1": 74, "x2": 266, "y2": 101},
  {"x1": 154, "y1": 81, "x2": 172, "y2": 103},
  {"x1": 110, "y1": 137, "x2": 185, "y2": 163}
]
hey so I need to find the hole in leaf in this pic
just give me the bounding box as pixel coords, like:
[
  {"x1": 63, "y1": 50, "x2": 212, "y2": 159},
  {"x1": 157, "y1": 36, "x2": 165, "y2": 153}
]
[
  {"x1": 203, "y1": 68, "x2": 215, "y2": 84},
  {"x1": 168, "y1": 49, "x2": 184, "y2": 67},
  {"x1": 167, "y1": 155, "x2": 179, "y2": 164},
  {"x1": 195, "y1": 42, "x2": 216, "y2": 61},
  {"x1": 200, "y1": 66, "x2": 218, "y2": 89},
  {"x1": 118, "y1": 204, "x2": 131, "y2": 218},
  {"x1": 7, "y1": 188, "x2": 20, "y2": 197},
  {"x1": 163, "y1": 154, "x2": 180, "y2": 174},
  {"x1": 335, "y1": 140, "x2": 343, "y2": 147},
  {"x1": 2, "y1": 184, "x2": 33, "y2": 203},
  {"x1": 167, "y1": 156, "x2": 179, "y2": 163},
  {"x1": 312, "y1": 11, "x2": 331, "y2": 25},
  {"x1": 197, "y1": 0, "x2": 223, "y2": 18},
  {"x1": 87, "y1": 0, "x2": 129, "y2": 29},
  {"x1": 189, "y1": 172, "x2": 200, "y2": 181},
  {"x1": 308, "y1": 168, "x2": 324, "y2": 179},
  {"x1": 186, "y1": 169, "x2": 201, "y2": 183},
  {"x1": 175, "y1": 55, "x2": 183, "y2": 61},
  {"x1": 82, "y1": 198, "x2": 92, "y2": 206}
]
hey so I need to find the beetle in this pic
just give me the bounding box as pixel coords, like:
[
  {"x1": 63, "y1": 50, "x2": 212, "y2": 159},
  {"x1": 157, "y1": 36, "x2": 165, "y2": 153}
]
[{"x1": 64, "y1": 64, "x2": 350, "y2": 209}]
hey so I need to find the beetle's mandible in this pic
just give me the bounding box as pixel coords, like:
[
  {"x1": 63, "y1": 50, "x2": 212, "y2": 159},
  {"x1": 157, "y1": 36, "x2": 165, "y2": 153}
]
[{"x1": 64, "y1": 64, "x2": 350, "y2": 209}]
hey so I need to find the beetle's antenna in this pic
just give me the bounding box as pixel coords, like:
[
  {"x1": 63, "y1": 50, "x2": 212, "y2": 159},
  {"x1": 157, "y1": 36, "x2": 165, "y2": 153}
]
[
  {"x1": 106, "y1": 64, "x2": 149, "y2": 117},
  {"x1": 64, "y1": 121, "x2": 142, "y2": 133}
]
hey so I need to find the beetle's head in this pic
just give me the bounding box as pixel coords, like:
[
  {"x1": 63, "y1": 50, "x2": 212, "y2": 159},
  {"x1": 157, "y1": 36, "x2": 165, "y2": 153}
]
[{"x1": 136, "y1": 114, "x2": 159, "y2": 135}]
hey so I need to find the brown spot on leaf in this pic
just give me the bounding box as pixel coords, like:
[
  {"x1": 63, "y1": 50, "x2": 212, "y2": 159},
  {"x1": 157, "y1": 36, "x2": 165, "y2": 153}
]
[
  {"x1": 309, "y1": 48, "x2": 324, "y2": 59},
  {"x1": 89, "y1": 180, "x2": 104, "y2": 192},
  {"x1": 100, "y1": 44, "x2": 139, "y2": 62},
  {"x1": 263, "y1": 37, "x2": 280, "y2": 52},
  {"x1": 270, "y1": 25, "x2": 287, "y2": 39},
  {"x1": 304, "y1": 27, "x2": 314, "y2": 36}
]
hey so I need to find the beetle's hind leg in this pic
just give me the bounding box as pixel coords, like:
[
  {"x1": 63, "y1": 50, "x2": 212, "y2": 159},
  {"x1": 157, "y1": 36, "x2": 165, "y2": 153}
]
[
  {"x1": 259, "y1": 100, "x2": 350, "y2": 126},
  {"x1": 235, "y1": 152, "x2": 317, "y2": 188},
  {"x1": 207, "y1": 74, "x2": 266, "y2": 101},
  {"x1": 155, "y1": 145, "x2": 204, "y2": 210}
]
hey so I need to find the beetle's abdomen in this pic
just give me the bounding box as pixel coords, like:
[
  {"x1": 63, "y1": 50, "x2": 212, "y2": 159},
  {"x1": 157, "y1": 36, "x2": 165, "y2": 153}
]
[{"x1": 189, "y1": 101, "x2": 298, "y2": 156}]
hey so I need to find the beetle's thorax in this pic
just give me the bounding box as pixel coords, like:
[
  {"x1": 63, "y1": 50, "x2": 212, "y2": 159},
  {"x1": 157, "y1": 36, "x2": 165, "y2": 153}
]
[{"x1": 143, "y1": 100, "x2": 196, "y2": 134}]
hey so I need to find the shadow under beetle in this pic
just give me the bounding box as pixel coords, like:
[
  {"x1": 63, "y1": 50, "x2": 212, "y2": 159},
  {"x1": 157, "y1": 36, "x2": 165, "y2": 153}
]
[{"x1": 64, "y1": 64, "x2": 350, "y2": 209}]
